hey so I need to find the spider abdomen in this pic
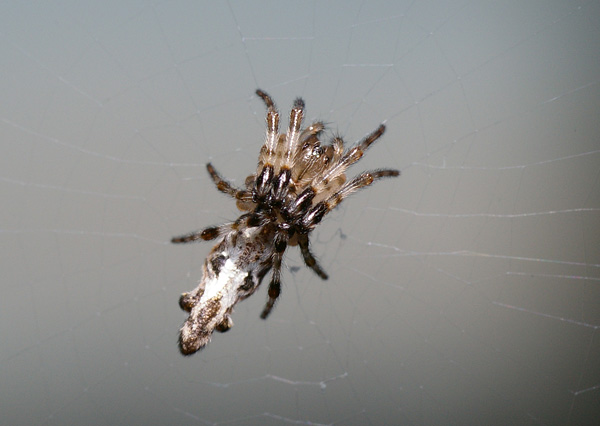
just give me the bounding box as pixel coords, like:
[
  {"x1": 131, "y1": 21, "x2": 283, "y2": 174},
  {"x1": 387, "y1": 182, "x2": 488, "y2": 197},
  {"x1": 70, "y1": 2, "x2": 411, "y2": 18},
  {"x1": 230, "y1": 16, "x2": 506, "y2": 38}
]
[{"x1": 179, "y1": 226, "x2": 274, "y2": 355}]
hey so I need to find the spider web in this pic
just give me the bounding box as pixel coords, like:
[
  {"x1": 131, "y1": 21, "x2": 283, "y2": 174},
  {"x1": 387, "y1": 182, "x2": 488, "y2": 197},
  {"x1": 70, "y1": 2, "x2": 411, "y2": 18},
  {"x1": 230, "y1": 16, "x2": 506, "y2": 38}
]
[{"x1": 2, "y1": 1, "x2": 599, "y2": 425}]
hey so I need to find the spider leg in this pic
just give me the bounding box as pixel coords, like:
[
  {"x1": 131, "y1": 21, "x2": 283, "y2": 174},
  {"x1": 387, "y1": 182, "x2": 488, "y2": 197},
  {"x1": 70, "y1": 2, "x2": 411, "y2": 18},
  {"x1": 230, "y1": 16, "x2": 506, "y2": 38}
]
[
  {"x1": 260, "y1": 279, "x2": 279, "y2": 319},
  {"x1": 298, "y1": 234, "x2": 328, "y2": 280},
  {"x1": 260, "y1": 233, "x2": 287, "y2": 319},
  {"x1": 326, "y1": 169, "x2": 400, "y2": 210},
  {"x1": 311, "y1": 125, "x2": 386, "y2": 196},
  {"x1": 256, "y1": 89, "x2": 280, "y2": 175},
  {"x1": 279, "y1": 97, "x2": 304, "y2": 171},
  {"x1": 342, "y1": 124, "x2": 387, "y2": 166},
  {"x1": 171, "y1": 224, "x2": 226, "y2": 243},
  {"x1": 206, "y1": 163, "x2": 253, "y2": 202},
  {"x1": 256, "y1": 89, "x2": 275, "y2": 109},
  {"x1": 301, "y1": 168, "x2": 400, "y2": 231},
  {"x1": 172, "y1": 211, "x2": 263, "y2": 244}
]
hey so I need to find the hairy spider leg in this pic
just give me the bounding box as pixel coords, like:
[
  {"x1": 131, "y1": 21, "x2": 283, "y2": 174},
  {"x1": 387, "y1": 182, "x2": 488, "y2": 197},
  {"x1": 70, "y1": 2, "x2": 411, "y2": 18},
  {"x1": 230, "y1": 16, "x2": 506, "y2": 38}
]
[
  {"x1": 260, "y1": 233, "x2": 288, "y2": 319},
  {"x1": 298, "y1": 233, "x2": 328, "y2": 279},
  {"x1": 206, "y1": 163, "x2": 253, "y2": 202},
  {"x1": 302, "y1": 168, "x2": 400, "y2": 232}
]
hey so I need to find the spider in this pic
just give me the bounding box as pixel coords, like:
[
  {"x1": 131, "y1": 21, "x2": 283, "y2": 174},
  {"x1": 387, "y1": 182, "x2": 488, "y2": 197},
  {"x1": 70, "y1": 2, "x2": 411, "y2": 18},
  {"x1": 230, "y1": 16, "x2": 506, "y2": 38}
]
[{"x1": 172, "y1": 89, "x2": 399, "y2": 355}]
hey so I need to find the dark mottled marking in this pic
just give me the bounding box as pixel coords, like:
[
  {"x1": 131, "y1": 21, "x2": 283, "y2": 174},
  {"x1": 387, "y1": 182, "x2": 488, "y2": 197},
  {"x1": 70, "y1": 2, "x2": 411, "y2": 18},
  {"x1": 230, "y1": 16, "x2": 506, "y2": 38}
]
[
  {"x1": 239, "y1": 272, "x2": 255, "y2": 291},
  {"x1": 247, "y1": 214, "x2": 262, "y2": 227},
  {"x1": 210, "y1": 254, "x2": 227, "y2": 276},
  {"x1": 179, "y1": 292, "x2": 197, "y2": 312},
  {"x1": 215, "y1": 316, "x2": 232, "y2": 333}
]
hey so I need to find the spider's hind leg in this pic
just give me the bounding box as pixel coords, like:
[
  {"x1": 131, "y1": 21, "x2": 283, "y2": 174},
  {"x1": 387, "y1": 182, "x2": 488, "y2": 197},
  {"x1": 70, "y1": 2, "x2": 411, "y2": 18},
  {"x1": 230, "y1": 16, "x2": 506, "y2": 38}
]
[
  {"x1": 298, "y1": 234, "x2": 328, "y2": 280},
  {"x1": 260, "y1": 234, "x2": 287, "y2": 319},
  {"x1": 260, "y1": 278, "x2": 280, "y2": 320}
]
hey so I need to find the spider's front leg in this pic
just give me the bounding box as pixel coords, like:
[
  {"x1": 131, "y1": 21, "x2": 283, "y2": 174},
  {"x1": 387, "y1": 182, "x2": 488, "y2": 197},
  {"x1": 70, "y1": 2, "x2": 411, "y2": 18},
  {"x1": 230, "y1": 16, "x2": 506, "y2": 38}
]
[{"x1": 300, "y1": 169, "x2": 401, "y2": 233}]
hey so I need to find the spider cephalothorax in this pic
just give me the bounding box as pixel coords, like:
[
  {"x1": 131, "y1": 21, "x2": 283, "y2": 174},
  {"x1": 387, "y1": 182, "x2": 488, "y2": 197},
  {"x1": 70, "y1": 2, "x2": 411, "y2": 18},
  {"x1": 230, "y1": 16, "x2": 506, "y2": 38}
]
[{"x1": 172, "y1": 89, "x2": 399, "y2": 355}]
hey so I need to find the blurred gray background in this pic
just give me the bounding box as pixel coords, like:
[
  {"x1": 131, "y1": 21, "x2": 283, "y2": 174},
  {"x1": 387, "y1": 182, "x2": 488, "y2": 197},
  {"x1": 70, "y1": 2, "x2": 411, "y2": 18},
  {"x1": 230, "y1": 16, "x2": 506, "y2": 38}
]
[{"x1": 2, "y1": 1, "x2": 599, "y2": 425}]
